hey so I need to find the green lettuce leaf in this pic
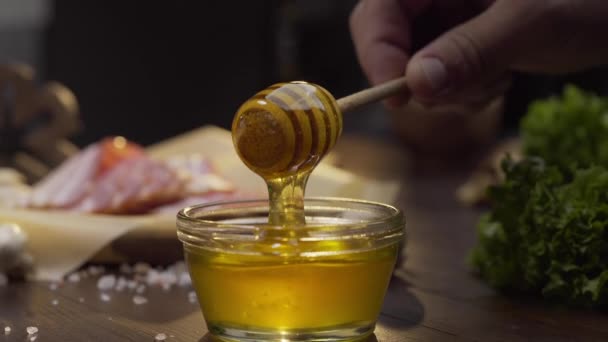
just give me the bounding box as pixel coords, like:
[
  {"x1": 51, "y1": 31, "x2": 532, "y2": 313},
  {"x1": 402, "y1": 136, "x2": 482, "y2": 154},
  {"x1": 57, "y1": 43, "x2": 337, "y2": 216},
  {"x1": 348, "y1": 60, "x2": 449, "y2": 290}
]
[
  {"x1": 471, "y1": 158, "x2": 608, "y2": 308},
  {"x1": 521, "y1": 85, "x2": 608, "y2": 173},
  {"x1": 472, "y1": 85, "x2": 608, "y2": 308}
]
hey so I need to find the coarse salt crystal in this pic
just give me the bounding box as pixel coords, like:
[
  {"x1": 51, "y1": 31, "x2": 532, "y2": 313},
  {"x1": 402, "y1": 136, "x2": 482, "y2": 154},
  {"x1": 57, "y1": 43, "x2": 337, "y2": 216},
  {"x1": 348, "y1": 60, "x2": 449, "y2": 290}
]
[
  {"x1": 127, "y1": 280, "x2": 138, "y2": 290},
  {"x1": 132, "y1": 295, "x2": 148, "y2": 305},
  {"x1": 188, "y1": 291, "x2": 197, "y2": 303},
  {"x1": 161, "y1": 272, "x2": 177, "y2": 286},
  {"x1": 100, "y1": 293, "x2": 111, "y2": 302},
  {"x1": 147, "y1": 270, "x2": 177, "y2": 289},
  {"x1": 146, "y1": 269, "x2": 160, "y2": 285},
  {"x1": 67, "y1": 273, "x2": 80, "y2": 283},
  {"x1": 4, "y1": 326, "x2": 10, "y2": 334},
  {"x1": 0, "y1": 273, "x2": 7, "y2": 286},
  {"x1": 178, "y1": 273, "x2": 191, "y2": 287},
  {"x1": 167, "y1": 262, "x2": 187, "y2": 278},
  {"x1": 79, "y1": 297, "x2": 85, "y2": 303},
  {"x1": 155, "y1": 333, "x2": 167, "y2": 341},
  {"x1": 51, "y1": 299, "x2": 59, "y2": 306},
  {"x1": 136, "y1": 284, "x2": 146, "y2": 294},
  {"x1": 115, "y1": 277, "x2": 128, "y2": 292},
  {"x1": 49, "y1": 282, "x2": 58, "y2": 291},
  {"x1": 97, "y1": 275, "x2": 116, "y2": 291},
  {"x1": 26, "y1": 326, "x2": 38, "y2": 335},
  {"x1": 87, "y1": 265, "x2": 105, "y2": 276}
]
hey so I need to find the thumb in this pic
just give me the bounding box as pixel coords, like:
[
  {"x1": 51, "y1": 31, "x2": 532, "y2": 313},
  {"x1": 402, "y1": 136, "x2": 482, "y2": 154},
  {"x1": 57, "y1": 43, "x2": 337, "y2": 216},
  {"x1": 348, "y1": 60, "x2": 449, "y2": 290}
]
[{"x1": 405, "y1": 1, "x2": 527, "y2": 99}]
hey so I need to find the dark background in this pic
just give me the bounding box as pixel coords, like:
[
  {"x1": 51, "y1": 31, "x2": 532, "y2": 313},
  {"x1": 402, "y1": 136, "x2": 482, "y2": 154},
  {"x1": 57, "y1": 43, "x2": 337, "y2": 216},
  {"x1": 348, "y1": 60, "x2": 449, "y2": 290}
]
[
  {"x1": 43, "y1": 1, "x2": 367, "y2": 146},
  {"x1": 2, "y1": 0, "x2": 608, "y2": 147}
]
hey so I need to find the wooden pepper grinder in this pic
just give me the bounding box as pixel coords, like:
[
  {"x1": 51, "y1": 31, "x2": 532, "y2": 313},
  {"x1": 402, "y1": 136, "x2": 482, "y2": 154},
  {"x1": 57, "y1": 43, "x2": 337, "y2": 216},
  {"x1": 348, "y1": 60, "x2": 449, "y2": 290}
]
[{"x1": 0, "y1": 63, "x2": 81, "y2": 182}]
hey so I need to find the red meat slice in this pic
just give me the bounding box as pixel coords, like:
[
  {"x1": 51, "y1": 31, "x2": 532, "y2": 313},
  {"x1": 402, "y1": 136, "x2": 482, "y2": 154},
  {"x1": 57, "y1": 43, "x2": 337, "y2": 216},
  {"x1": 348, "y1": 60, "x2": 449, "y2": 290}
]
[
  {"x1": 28, "y1": 144, "x2": 101, "y2": 208},
  {"x1": 73, "y1": 157, "x2": 184, "y2": 214}
]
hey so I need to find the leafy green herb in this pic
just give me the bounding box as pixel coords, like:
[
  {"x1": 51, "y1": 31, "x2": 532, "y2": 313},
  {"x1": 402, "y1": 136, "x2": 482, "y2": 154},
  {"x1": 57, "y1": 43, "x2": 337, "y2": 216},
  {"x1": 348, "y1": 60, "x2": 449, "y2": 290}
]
[
  {"x1": 471, "y1": 158, "x2": 608, "y2": 307},
  {"x1": 522, "y1": 85, "x2": 608, "y2": 172},
  {"x1": 472, "y1": 85, "x2": 608, "y2": 308}
]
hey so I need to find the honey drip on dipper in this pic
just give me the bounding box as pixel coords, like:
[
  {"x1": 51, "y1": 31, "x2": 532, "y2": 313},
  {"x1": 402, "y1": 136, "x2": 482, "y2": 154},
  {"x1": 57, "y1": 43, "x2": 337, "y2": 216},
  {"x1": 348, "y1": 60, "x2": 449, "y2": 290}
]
[{"x1": 232, "y1": 78, "x2": 408, "y2": 225}]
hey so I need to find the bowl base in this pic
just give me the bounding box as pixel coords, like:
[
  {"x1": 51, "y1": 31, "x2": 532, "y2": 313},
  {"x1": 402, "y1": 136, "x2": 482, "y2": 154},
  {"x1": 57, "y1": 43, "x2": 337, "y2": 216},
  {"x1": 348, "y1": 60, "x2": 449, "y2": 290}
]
[{"x1": 208, "y1": 321, "x2": 375, "y2": 341}]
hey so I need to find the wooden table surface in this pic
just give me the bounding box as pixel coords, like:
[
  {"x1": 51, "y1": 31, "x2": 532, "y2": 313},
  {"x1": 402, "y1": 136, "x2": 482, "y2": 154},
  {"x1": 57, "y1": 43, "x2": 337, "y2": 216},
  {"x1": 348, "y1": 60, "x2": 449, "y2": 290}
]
[{"x1": 2, "y1": 134, "x2": 608, "y2": 341}]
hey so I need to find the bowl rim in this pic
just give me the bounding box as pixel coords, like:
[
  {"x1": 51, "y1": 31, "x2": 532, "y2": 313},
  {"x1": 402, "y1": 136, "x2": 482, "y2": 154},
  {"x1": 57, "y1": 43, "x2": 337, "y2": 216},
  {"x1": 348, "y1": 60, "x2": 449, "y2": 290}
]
[{"x1": 176, "y1": 197, "x2": 405, "y2": 253}]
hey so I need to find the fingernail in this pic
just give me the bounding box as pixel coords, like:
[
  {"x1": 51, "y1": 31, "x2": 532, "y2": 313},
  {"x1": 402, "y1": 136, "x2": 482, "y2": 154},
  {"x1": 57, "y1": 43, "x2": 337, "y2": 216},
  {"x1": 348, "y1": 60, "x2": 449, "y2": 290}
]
[{"x1": 419, "y1": 57, "x2": 448, "y2": 92}]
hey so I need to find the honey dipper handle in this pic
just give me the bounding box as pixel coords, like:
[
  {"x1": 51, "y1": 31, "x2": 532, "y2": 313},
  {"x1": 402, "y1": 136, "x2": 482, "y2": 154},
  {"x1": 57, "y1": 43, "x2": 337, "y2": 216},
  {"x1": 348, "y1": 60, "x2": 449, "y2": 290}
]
[{"x1": 336, "y1": 77, "x2": 409, "y2": 113}]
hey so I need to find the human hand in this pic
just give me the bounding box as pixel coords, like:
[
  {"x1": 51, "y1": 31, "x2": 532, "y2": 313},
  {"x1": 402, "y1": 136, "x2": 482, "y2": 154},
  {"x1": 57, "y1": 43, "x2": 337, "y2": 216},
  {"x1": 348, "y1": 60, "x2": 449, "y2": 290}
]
[{"x1": 350, "y1": 0, "x2": 608, "y2": 107}]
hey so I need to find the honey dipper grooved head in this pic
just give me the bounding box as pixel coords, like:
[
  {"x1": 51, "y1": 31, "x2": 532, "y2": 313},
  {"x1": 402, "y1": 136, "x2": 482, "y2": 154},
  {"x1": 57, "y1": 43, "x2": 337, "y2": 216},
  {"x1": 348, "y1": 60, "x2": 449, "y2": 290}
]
[{"x1": 232, "y1": 81, "x2": 343, "y2": 179}]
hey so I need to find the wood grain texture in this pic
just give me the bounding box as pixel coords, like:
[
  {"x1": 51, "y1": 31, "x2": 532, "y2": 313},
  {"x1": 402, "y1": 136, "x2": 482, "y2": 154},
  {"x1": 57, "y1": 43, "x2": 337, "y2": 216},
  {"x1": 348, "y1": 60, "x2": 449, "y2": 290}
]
[{"x1": 2, "y1": 134, "x2": 608, "y2": 341}]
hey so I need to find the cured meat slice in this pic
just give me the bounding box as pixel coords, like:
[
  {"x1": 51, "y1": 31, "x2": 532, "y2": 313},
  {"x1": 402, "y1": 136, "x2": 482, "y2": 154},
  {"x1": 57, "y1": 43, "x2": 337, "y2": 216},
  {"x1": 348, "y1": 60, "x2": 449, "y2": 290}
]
[
  {"x1": 28, "y1": 144, "x2": 101, "y2": 208},
  {"x1": 25, "y1": 137, "x2": 240, "y2": 215},
  {"x1": 74, "y1": 157, "x2": 184, "y2": 214},
  {"x1": 165, "y1": 155, "x2": 233, "y2": 195}
]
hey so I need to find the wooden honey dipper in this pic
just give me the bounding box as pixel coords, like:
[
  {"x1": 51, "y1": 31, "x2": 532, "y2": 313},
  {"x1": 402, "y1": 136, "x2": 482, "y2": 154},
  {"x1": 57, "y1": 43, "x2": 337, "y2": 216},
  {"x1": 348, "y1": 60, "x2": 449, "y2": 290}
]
[{"x1": 232, "y1": 77, "x2": 409, "y2": 179}]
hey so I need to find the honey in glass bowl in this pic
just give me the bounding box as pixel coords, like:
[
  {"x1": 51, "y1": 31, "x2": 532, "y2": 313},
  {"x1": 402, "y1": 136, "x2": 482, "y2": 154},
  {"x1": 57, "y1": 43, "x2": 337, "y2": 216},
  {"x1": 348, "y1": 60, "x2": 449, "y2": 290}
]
[{"x1": 177, "y1": 198, "x2": 405, "y2": 341}]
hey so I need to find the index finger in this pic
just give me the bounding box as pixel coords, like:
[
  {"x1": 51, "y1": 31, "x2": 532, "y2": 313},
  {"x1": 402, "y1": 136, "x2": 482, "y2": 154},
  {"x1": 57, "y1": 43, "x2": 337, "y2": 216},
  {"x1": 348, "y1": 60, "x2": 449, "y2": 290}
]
[{"x1": 349, "y1": 0, "x2": 418, "y2": 106}]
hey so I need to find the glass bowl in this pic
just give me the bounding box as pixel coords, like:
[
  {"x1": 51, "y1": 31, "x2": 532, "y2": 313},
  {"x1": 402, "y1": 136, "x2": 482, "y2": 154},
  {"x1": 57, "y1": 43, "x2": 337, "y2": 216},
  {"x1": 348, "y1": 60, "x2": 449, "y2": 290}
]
[{"x1": 177, "y1": 197, "x2": 405, "y2": 342}]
